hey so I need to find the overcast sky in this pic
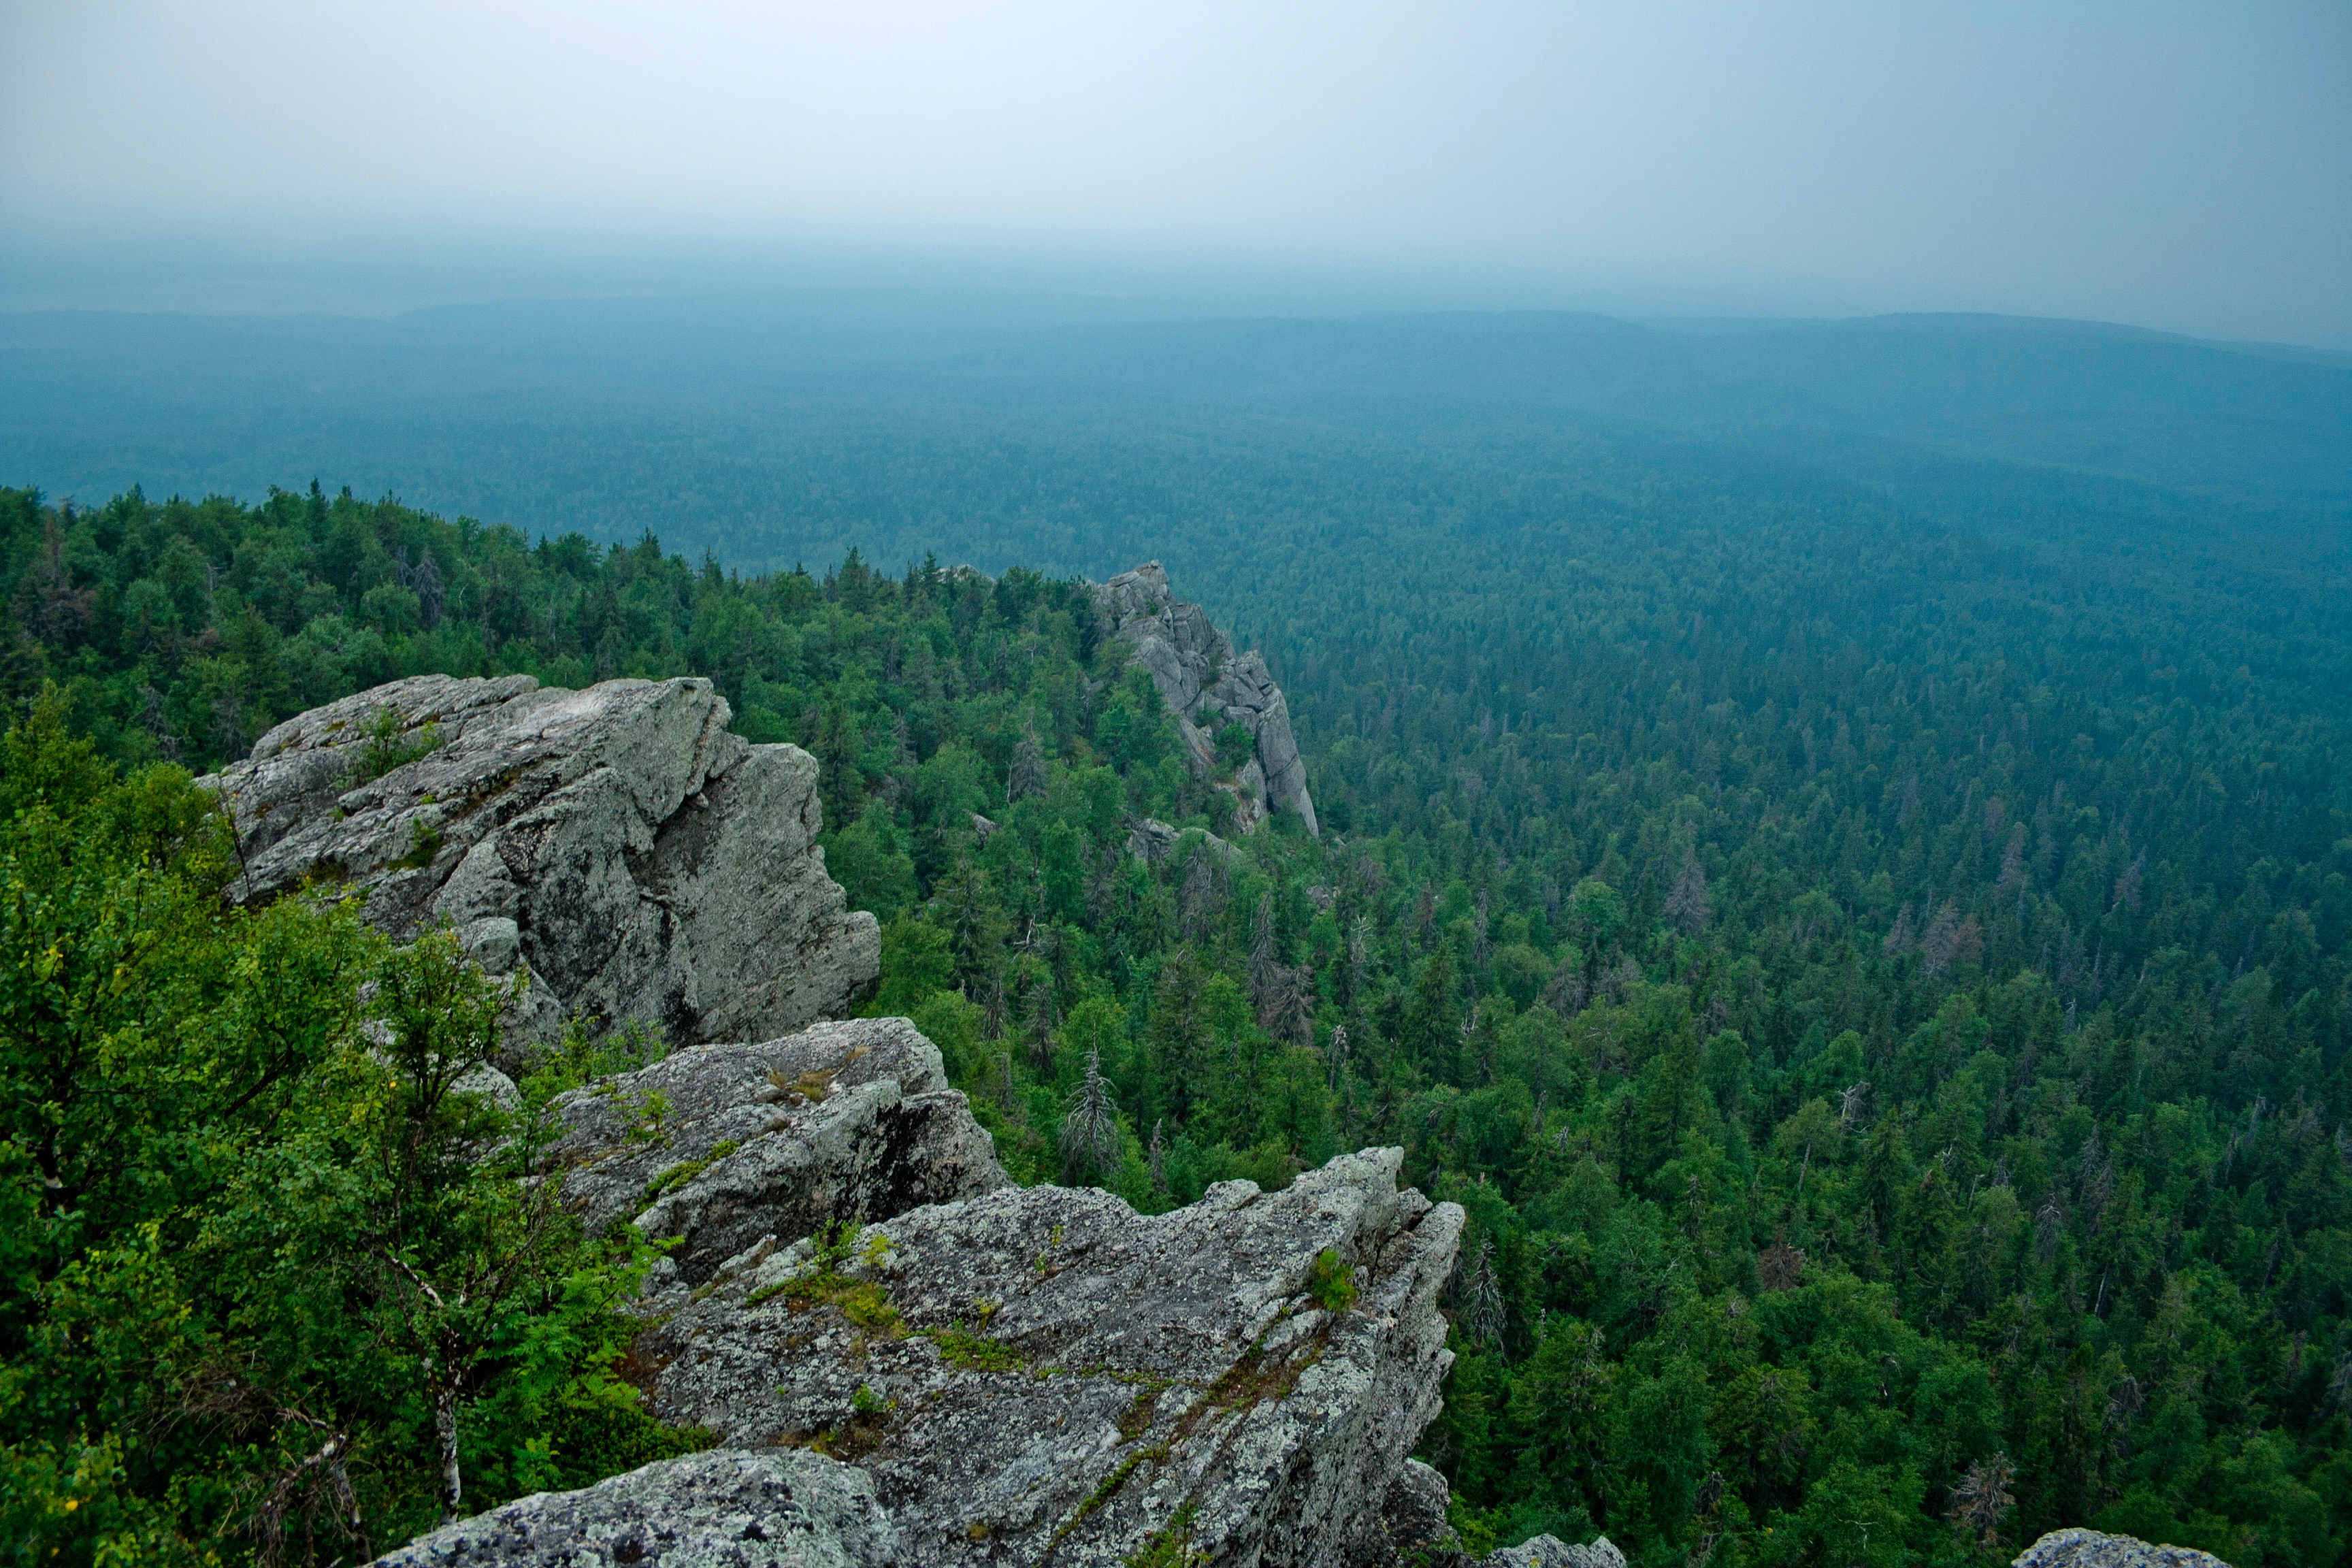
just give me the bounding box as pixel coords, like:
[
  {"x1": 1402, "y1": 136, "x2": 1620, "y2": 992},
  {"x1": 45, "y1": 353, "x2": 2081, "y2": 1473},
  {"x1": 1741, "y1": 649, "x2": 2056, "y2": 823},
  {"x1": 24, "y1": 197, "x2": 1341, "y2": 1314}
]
[{"x1": 4, "y1": 1, "x2": 2347, "y2": 345}]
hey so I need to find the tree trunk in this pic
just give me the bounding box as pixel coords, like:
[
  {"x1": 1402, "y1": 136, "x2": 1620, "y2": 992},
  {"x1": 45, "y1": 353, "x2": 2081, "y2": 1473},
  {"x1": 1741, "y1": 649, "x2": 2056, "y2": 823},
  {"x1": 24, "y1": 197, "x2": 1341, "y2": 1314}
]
[{"x1": 434, "y1": 1371, "x2": 463, "y2": 1524}]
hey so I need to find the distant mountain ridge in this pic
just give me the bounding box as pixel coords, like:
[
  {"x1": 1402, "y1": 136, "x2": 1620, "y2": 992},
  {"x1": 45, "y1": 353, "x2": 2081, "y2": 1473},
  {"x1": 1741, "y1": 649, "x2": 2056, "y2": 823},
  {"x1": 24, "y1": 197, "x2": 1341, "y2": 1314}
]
[
  {"x1": 5, "y1": 301, "x2": 2347, "y2": 570},
  {"x1": 941, "y1": 309, "x2": 2352, "y2": 500}
]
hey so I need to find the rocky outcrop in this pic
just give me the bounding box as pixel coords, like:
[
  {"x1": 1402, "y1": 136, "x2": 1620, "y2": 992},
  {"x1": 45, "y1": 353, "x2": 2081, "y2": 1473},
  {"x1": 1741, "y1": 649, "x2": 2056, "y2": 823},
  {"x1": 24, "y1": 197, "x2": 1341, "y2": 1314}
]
[
  {"x1": 1365, "y1": 1459, "x2": 1460, "y2": 1565},
  {"x1": 235, "y1": 669, "x2": 1465, "y2": 1566},
  {"x1": 1126, "y1": 815, "x2": 1240, "y2": 867},
  {"x1": 550, "y1": 1018, "x2": 1007, "y2": 1284},
  {"x1": 203, "y1": 674, "x2": 878, "y2": 1056},
  {"x1": 2015, "y1": 1529, "x2": 2233, "y2": 1568},
  {"x1": 1480, "y1": 1537, "x2": 1626, "y2": 1568},
  {"x1": 373, "y1": 1448, "x2": 897, "y2": 1567},
  {"x1": 628, "y1": 1145, "x2": 1460, "y2": 1566},
  {"x1": 381, "y1": 1129, "x2": 1462, "y2": 1567},
  {"x1": 1094, "y1": 562, "x2": 1318, "y2": 836}
]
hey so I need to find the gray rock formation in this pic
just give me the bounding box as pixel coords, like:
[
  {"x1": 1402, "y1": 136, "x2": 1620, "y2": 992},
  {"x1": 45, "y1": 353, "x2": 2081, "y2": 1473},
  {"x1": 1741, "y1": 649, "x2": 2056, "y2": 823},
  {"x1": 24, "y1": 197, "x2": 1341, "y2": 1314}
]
[
  {"x1": 1362, "y1": 1458, "x2": 1461, "y2": 1565},
  {"x1": 1481, "y1": 1536, "x2": 1626, "y2": 1568},
  {"x1": 1126, "y1": 815, "x2": 1240, "y2": 867},
  {"x1": 203, "y1": 674, "x2": 878, "y2": 1055},
  {"x1": 632, "y1": 1145, "x2": 1461, "y2": 1566},
  {"x1": 2015, "y1": 1529, "x2": 2233, "y2": 1568},
  {"x1": 1094, "y1": 562, "x2": 1318, "y2": 836},
  {"x1": 374, "y1": 1448, "x2": 896, "y2": 1567},
  {"x1": 550, "y1": 1018, "x2": 1007, "y2": 1284}
]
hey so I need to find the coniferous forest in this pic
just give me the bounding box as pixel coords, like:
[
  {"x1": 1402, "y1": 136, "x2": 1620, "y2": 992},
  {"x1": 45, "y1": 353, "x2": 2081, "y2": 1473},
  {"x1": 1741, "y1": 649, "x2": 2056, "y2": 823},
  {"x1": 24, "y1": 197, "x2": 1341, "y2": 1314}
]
[{"x1": 1, "y1": 423, "x2": 2345, "y2": 1568}]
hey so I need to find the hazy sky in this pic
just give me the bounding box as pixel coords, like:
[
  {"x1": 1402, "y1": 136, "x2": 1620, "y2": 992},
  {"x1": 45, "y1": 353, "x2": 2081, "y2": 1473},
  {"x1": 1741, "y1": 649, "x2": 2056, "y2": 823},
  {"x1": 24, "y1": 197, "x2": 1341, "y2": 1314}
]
[{"x1": 5, "y1": 1, "x2": 2348, "y2": 345}]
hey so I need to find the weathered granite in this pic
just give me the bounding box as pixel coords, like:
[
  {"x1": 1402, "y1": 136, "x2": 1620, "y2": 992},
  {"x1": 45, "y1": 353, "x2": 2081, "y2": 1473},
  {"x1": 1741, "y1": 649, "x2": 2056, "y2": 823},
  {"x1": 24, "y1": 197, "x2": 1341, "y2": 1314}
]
[
  {"x1": 1481, "y1": 1535, "x2": 1626, "y2": 1568},
  {"x1": 552, "y1": 1018, "x2": 1007, "y2": 1284},
  {"x1": 203, "y1": 674, "x2": 879, "y2": 1056},
  {"x1": 632, "y1": 1147, "x2": 1460, "y2": 1566},
  {"x1": 2015, "y1": 1529, "x2": 2233, "y2": 1568},
  {"x1": 372, "y1": 1448, "x2": 896, "y2": 1567},
  {"x1": 1359, "y1": 1458, "x2": 1463, "y2": 1566},
  {"x1": 1094, "y1": 562, "x2": 1319, "y2": 836}
]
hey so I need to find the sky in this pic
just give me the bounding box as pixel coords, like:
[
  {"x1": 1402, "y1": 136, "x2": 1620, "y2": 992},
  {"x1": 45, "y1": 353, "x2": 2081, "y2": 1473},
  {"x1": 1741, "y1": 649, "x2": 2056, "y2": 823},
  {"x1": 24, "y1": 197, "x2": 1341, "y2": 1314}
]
[{"x1": 3, "y1": 1, "x2": 2348, "y2": 346}]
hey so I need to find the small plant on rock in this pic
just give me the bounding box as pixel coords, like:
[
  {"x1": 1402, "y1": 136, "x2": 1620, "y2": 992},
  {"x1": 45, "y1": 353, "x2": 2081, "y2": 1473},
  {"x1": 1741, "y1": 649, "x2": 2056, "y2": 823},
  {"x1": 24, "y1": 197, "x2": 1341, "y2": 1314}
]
[{"x1": 1307, "y1": 1248, "x2": 1357, "y2": 1313}]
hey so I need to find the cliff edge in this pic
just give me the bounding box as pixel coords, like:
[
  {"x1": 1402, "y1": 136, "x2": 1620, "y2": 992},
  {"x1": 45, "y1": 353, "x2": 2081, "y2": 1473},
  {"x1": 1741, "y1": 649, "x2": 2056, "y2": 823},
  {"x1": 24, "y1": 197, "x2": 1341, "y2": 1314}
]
[{"x1": 203, "y1": 673, "x2": 880, "y2": 1056}]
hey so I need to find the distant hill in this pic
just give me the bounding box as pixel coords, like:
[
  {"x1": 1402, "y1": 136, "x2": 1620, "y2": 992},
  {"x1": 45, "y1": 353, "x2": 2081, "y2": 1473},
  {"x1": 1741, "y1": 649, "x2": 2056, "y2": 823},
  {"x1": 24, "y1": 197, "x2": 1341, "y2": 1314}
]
[
  {"x1": 4, "y1": 303, "x2": 2347, "y2": 579},
  {"x1": 945, "y1": 310, "x2": 2352, "y2": 500}
]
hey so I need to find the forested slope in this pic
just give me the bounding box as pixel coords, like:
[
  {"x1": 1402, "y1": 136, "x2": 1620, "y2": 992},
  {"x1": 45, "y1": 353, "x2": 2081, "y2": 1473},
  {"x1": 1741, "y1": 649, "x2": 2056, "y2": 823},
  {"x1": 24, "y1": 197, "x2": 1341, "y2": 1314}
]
[{"x1": 1, "y1": 452, "x2": 2347, "y2": 1568}]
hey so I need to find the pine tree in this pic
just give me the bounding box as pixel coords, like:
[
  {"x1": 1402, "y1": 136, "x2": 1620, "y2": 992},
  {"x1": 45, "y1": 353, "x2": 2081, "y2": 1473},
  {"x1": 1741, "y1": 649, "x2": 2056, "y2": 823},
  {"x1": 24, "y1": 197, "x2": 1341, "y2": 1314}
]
[
  {"x1": 1947, "y1": 1452, "x2": 2016, "y2": 1548},
  {"x1": 1024, "y1": 973, "x2": 1058, "y2": 1074},
  {"x1": 1460, "y1": 1236, "x2": 1505, "y2": 1350},
  {"x1": 1247, "y1": 892, "x2": 1280, "y2": 1015},
  {"x1": 1664, "y1": 845, "x2": 1710, "y2": 936},
  {"x1": 1008, "y1": 713, "x2": 1047, "y2": 803},
  {"x1": 1059, "y1": 1044, "x2": 1121, "y2": 1183}
]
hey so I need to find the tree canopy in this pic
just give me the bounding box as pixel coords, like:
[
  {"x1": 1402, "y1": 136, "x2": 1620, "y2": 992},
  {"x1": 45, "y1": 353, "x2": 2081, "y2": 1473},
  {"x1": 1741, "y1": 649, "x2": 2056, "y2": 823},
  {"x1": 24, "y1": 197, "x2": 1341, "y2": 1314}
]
[{"x1": 1, "y1": 472, "x2": 2346, "y2": 1567}]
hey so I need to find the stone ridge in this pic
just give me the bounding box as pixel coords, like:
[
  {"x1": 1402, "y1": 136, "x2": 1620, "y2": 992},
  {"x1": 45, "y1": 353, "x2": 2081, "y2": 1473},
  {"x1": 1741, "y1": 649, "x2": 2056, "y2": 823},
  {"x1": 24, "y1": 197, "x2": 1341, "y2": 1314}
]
[
  {"x1": 2015, "y1": 1529, "x2": 2235, "y2": 1568},
  {"x1": 1094, "y1": 561, "x2": 1319, "y2": 837},
  {"x1": 374, "y1": 1006, "x2": 1503, "y2": 1566},
  {"x1": 203, "y1": 673, "x2": 879, "y2": 1057}
]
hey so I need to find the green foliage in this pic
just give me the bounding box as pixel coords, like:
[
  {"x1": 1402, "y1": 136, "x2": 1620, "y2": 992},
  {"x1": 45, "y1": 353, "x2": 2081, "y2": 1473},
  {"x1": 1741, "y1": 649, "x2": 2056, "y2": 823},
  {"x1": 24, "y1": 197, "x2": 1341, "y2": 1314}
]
[
  {"x1": 540, "y1": 1375, "x2": 715, "y2": 1494},
  {"x1": 3, "y1": 464, "x2": 2349, "y2": 1565},
  {"x1": 346, "y1": 704, "x2": 440, "y2": 785},
  {"x1": 749, "y1": 1223, "x2": 904, "y2": 1337},
  {"x1": 0, "y1": 701, "x2": 682, "y2": 1565},
  {"x1": 926, "y1": 1325, "x2": 1024, "y2": 1373},
  {"x1": 1307, "y1": 1249, "x2": 1358, "y2": 1314}
]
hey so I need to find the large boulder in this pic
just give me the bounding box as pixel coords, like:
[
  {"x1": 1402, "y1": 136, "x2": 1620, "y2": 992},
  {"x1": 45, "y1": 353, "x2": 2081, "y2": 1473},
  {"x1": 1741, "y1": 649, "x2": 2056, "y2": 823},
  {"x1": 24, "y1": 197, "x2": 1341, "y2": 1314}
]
[
  {"x1": 1094, "y1": 562, "x2": 1318, "y2": 836},
  {"x1": 2014, "y1": 1529, "x2": 2234, "y2": 1568},
  {"x1": 632, "y1": 1147, "x2": 1460, "y2": 1566},
  {"x1": 203, "y1": 674, "x2": 878, "y2": 1055},
  {"x1": 372, "y1": 1448, "x2": 897, "y2": 1567},
  {"x1": 551, "y1": 1017, "x2": 1008, "y2": 1284}
]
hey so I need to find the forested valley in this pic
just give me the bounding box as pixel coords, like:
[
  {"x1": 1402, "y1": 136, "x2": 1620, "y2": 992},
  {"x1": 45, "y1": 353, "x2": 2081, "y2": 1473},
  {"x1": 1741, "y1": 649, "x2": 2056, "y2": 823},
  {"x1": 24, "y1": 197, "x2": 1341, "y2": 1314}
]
[{"x1": 1, "y1": 437, "x2": 2347, "y2": 1568}]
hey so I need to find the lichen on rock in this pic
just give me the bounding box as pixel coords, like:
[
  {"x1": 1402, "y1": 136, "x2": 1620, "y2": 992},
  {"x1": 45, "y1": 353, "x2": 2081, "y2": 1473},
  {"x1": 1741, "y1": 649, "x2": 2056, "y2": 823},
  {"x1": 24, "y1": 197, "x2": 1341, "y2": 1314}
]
[
  {"x1": 550, "y1": 1017, "x2": 1007, "y2": 1284},
  {"x1": 2014, "y1": 1528, "x2": 2236, "y2": 1568},
  {"x1": 372, "y1": 1447, "x2": 898, "y2": 1567},
  {"x1": 630, "y1": 1145, "x2": 1458, "y2": 1565}
]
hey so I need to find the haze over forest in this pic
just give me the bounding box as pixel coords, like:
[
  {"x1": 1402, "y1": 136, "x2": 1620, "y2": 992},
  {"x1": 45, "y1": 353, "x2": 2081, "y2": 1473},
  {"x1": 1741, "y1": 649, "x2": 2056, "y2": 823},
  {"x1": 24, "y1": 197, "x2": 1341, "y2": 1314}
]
[{"x1": 2, "y1": 4, "x2": 2349, "y2": 1567}]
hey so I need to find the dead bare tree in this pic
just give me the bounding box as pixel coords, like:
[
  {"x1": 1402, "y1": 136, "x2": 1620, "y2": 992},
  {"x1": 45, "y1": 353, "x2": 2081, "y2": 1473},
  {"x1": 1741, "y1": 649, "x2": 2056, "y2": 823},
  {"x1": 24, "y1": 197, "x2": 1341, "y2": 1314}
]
[
  {"x1": 1947, "y1": 1452, "x2": 2016, "y2": 1550},
  {"x1": 174, "y1": 1360, "x2": 369, "y2": 1565}
]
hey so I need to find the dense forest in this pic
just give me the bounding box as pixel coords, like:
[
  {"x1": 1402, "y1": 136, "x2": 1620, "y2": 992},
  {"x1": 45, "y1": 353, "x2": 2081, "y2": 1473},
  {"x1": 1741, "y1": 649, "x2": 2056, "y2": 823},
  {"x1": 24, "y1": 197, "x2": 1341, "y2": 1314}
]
[{"x1": 1, "y1": 467, "x2": 2347, "y2": 1568}]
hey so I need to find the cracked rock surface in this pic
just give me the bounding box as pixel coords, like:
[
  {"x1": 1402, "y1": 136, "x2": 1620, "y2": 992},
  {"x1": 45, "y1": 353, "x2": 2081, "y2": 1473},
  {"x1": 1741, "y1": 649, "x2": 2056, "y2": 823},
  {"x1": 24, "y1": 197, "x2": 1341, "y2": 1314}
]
[
  {"x1": 2014, "y1": 1530, "x2": 2234, "y2": 1568},
  {"x1": 633, "y1": 1146, "x2": 1460, "y2": 1567},
  {"x1": 203, "y1": 674, "x2": 878, "y2": 1056},
  {"x1": 552, "y1": 1018, "x2": 1008, "y2": 1285},
  {"x1": 1477, "y1": 1536, "x2": 1627, "y2": 1568},
  {"x1": 372, "y1": 1448, "x2": 896, "y2": 1567}
]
